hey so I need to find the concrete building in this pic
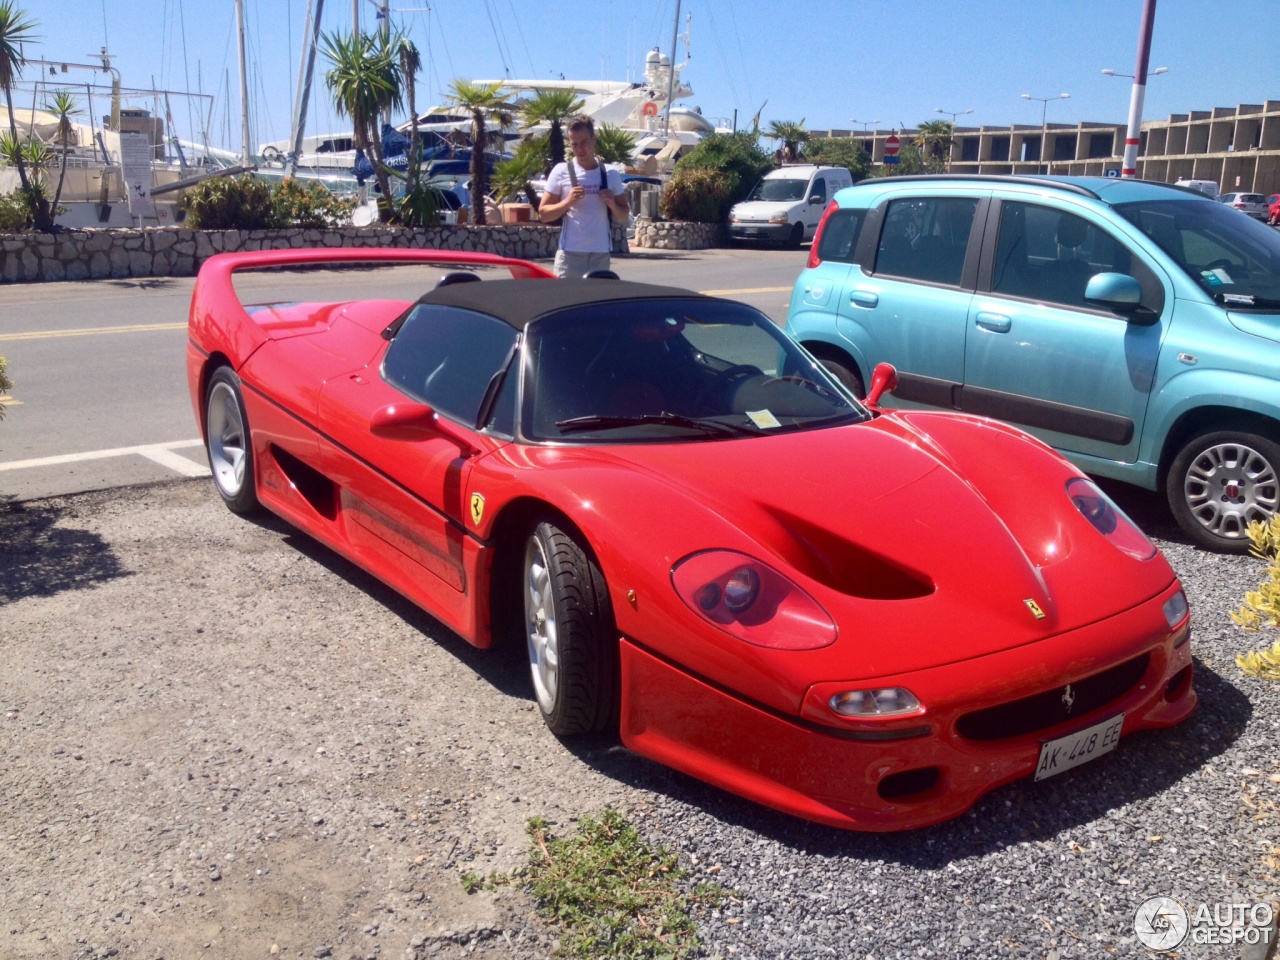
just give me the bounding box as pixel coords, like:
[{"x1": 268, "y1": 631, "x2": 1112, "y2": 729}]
[{"x1": 818, "y1": 99, "x2": 1280, "y2": 195}]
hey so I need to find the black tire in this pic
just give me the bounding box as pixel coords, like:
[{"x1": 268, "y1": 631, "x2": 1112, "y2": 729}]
[
  {"x1": 787, "y1": 222, "x2": 805, "y2": 249},
  {"x1": 204, "y1": 366, "x2": 260, "y2": 514},
  {"x1": 522, "y1": 521, "x2": 619, "y2": 736},
  {"x1": 809, "y1": 351, "x2": 865, "y2": 399},
  {"x1": 1166, "y1": 430, "x2": 1280, "y2": 552}
]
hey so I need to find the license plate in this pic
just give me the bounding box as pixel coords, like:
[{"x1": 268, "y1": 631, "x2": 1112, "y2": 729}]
[{"x1": 1034, "y1": 713, "x2": 1123, "y2": 781}]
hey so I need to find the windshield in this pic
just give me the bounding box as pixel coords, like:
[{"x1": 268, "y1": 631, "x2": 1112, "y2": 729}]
[
  {"x1": 746, "y1": 178, "x2": 809, "y2": 203},
  {"x1": 524, "y1": 298, "x2": 866, "y2": 442},
  {"x1": 1115, "y1": 197, "x2": 1280, "y2": 310}
]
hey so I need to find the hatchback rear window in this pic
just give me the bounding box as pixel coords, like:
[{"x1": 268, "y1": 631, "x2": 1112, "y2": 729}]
[{"x1": 814, "y1": 209, "x2": 866, "y2": 264}]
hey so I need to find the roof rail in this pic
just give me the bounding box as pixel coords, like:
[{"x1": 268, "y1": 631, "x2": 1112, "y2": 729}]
[{"x1": 851, "y1": 174, "x2": 1101, "y2": 200}]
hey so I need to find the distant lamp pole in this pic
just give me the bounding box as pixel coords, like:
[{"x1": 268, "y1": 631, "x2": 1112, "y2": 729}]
[
  {"x1": 1021, "y1": 92, "x2": 1070, "y2": 174},
  {"x1": 849, "y1": 117, "x2": 880, "y2": 131},
  {"x1": 1102, "y1": 67, "x2": 1167, "y2": 78},
  {"x1": 935, "y1": 107, "x2": 972, "y2": 171}
]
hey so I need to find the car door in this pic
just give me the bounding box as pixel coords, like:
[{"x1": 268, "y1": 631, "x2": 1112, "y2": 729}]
[
  {"x1": 835, "y1": 194, "x2": 985, "y2": 407},
  {"x1": 317, "y1": 303, "x2": 519, "y2": 594},
  {"x1": 804, "y1": 175, "x2": 828, "y2": 238},
  {"x1": 961, "y1": 198, "x2": 1167, "y2": 463}
]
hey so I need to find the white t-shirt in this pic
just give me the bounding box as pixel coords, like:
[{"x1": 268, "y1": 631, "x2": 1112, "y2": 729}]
[{"x1": 544, "y1": 158, "x2": 621, "y2": 254}]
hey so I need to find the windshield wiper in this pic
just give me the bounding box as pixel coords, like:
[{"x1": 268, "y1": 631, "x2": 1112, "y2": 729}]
[
  {"x1": 554, "y1": 412, "x2": 756, "y2": 437},
  {"x1": 1211, "y1": 292, "x2": 1280, "y2": 309}
]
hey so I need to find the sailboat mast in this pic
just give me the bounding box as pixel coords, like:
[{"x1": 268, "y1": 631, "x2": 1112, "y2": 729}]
[
  {"x1": 662, "y1": 0, "x2": 680, "y2": 137},
  {"x1": 235, "y1": 0, "x2": 252, "y2": 165},
  {"x1": 287, "y1": 0, "x2": 326, "y2": 177}
]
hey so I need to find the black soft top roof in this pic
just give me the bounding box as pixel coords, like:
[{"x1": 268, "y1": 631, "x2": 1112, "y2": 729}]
[{"x1": 410, "y1": 278, "x2": 712, "y2": 330}]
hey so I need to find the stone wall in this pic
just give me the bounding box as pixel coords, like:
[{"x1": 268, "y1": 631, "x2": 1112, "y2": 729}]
[
  {"x1": 631, "y1": 217, "x2": 725, "y2": 250},
  {"x1": 0, "y1": 224, "x2": 570, "y2": 284}
]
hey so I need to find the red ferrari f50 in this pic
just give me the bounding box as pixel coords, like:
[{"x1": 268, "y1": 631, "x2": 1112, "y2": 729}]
[{"x1": 187, "y1": 248, "x2": 1195, "y2": 830}]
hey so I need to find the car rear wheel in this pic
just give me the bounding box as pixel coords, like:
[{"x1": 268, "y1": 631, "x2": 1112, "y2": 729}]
[
  {"x1": 205, "y1": 366, "x2": 259, "y2": 514},
  {"x1": 1167, "y1": 430, "x2": 1280, "y2": 552},
  {"x1": 808, "y1": 351, "x2": 865, "y2": 399},
  {"x1": 523, "y1": 521, "x2": 619, "y2": 736}
]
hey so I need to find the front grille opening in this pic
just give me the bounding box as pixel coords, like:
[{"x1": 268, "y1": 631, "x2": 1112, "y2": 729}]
[
  {"x1": 1164, "y1": 665, "x2": 1193, "y2": 701},
  {"x1": 877, "y1": 767, "x2": 940, "y2": 800},
  {"x1": 956, "y1": 653, "x2": 1149, "y2": 741}
]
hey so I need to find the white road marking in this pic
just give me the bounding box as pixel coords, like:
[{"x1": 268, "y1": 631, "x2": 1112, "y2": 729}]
[{"x1": 0, "y1": 439, "x2": 208, "y2": 477}]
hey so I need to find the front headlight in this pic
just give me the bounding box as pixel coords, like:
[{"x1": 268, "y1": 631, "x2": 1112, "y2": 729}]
[
  {"x1": 829, "y1": 688, "x2": 922, "y2": 718},
  {"x1": 672, "y1": 550, "x2": 837, "y2": 650},
  {"x1": 767, "y1": 210, "x2": 790, "y2": 224},
  {"x1": 1066, "y1": 477, "x2": 1156, "y2": 560}
]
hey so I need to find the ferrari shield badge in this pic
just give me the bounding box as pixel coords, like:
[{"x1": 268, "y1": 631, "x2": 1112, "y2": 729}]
[
  {"x1": 1024, "y1": 598, "x2": 1046, "y2": 620},
  {"x1": 469, "y1": 493, "x2": 485, "y2": 526}
]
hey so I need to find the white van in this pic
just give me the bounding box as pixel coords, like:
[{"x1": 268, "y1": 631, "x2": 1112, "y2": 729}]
[
  {"x1": 728, "y1": 164, "x2": 854, "y2": 247},
  {"x1": 1174, "y1": 178, "x2": 1220, "y2": 200}
]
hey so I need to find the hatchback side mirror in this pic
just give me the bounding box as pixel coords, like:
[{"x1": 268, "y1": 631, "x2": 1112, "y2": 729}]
[{"x1": 1084, "y1": 272, "x2": 1143, "y2": 310}]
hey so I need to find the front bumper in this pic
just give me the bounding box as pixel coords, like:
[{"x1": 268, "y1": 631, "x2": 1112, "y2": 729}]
[
  {"x1": 618, "y1": 582, "x2": 1195, "y2": 831},
  {"x1": 729, "y1": 222, "x2": 793, "y2": 242}
]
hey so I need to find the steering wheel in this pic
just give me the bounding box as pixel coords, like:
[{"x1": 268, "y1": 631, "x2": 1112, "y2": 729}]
[{"x1": 694, "y1": 364, "x2": 761, "y2": 412}]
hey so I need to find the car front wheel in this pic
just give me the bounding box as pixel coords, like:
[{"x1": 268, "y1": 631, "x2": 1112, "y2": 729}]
[
  {"x1": 523, "y1": 521, "x2": 619, "y2": 736},
  {"x1": 1167, "y1": 430, "x2": 1280, "y2": 552},
  {"x1": 205, "y1": 366, "x2": 259, "y2": 514}
]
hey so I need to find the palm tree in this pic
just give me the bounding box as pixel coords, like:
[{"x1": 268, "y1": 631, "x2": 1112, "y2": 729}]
[
  {"x1": 520, "y1": 88, "x2": 584, "y2": 169},
  {"x1": 593, "y1": 124, "x2": 638, "y2": 166},
  {"x1": 914, "y1": 119, "x2": 955, "y2": 171},
  {"x1": 0, "y1": 1, "x2": 53, "y2": 230},
  {"x1": 444, "y1": 79, "x2": 516, "y2": 226},
  {"x1": 321, "y1": 29, "x2": 400, "y2": 215},
  {"x1": 764, "y1": 119, "x2": 810, "y2": 164},
  {"x1": 43, "y1": 89, "x2": 79, "y2": 213},
  {"x1": 391, "y1": 35, "x2": 421, "y2": 192}
]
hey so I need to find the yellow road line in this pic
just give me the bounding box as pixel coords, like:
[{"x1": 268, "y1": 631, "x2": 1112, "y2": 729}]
[{"x1": 0, "y1": 322, "x2": 187, "y2": 342}]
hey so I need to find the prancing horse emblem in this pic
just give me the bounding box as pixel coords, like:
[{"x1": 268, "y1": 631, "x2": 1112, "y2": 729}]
[
  {"x1": 1061, "y1": 684, "x2": 1076, "y2": 713},
  {"x1": 1024, "y1": 598, "x2": 1046, "y2": 619}
]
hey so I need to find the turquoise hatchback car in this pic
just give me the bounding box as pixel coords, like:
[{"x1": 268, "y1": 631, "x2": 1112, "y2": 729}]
[{"x1": 787, "y1": 175, "x2": 1280, "y2": 552}]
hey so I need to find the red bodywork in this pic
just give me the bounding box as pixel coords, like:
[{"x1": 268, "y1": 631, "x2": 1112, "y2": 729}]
[{"x1": 188, "y1": 248, "x2": 1196, "y2": 831}]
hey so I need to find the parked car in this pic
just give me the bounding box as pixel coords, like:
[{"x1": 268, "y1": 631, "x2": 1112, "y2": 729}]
[
  {"x1": 787, "y1": 174, "x2": 1280, "y2": 552},
  {"x1": 186, "y1": 247, "x2": 1195, "y2": 831},
  {"x1": 1174, "y1": 178, "x2": 1219, "y2": 200},
  {"x1": 728, "y1": 164, "x2": 854, "y2": 247},
  {"x1": 1219, "y1": 192, "x2": 1269, "y2": 220}
]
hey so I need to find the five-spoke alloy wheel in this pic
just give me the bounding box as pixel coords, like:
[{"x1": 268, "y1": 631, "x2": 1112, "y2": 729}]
[{"x1": 205, "y1": 366, "x2": 259, "y2": 514}]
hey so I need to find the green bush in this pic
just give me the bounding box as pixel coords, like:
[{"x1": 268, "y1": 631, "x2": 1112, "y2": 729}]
[
  {"x1": 270, "y1": 178, "x2": 356, "y2": 228},
  {"x1": 659, "y1": 166, "x2": 734, "y2": 223},
  {"x1": 670, "y1": 132, "x2": 774, "y2": 210},
  {"x1": 0, "y1": 190, "x2": 30, "y2": 230},
  {"x1": 181, "y1": 174, "x2": 278, "y2": 229}
]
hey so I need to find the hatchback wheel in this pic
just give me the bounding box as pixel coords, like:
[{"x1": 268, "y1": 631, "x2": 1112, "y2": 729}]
[
  {"x1": 523, "y1": 521, "x2": 619, "y2": 735},
  {"x1": 1167, "y1": 430, "x2": 1280, "y2": 552}
]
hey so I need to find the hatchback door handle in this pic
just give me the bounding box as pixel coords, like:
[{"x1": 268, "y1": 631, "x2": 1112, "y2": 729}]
[
  {"x1": 849, "y1": 290, "x2": 879, "y2": 308},
  {"x1": 975, "y1": 311, "x2": 1011, "y2": 333}
]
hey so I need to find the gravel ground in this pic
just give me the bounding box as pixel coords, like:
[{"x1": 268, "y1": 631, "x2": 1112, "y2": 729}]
[{"x1": 2, "y1": 477, "x2": 1277, "y2": 960}]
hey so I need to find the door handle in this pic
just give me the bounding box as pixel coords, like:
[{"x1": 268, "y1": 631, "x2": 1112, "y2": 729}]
[
  {"x1": 848, "y1": 290, "x2": 879, "y2": 308},
  {"x1": 975, "y1": 311, "x2": 1011, "y2": 333}
]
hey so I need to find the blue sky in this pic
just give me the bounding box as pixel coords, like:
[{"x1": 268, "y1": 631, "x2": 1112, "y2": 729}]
[{"x1": 16, "y1": 0, "x2": 1280, "y2": 153}]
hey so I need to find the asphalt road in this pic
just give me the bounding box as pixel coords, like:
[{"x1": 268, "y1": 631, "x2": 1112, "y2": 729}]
[{"x1": 0, "y1": 245, "x2": 806, "y2": 503}]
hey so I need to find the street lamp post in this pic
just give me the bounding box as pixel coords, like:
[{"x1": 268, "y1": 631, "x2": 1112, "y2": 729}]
[
  {"x1": 849, "y1": 118, "x2": 880, "y2": 132},
  {"x1": 935, "y1": 107, "x2": 972, "y2": 171},
  {"x1": 1021, "y1": 92, "x2": 1070, "y2": 174},
  {"x1": 1113, "y1": 0, "x2": 1160, "y2": 178}
]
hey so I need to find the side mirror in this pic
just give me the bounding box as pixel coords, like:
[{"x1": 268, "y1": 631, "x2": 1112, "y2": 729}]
[
  {"x1": 370, "y1": 402, "x2": 477, "y2": 456},
  {"x1": 809, "y1": 195, "x2": 824, "y2": 205},
  {"x1": 1084, "y1": 272, "x2": 1143, "y2": 311},
  {"x1": 864, "y1": 362, "x2": 899, "y2": 410}
]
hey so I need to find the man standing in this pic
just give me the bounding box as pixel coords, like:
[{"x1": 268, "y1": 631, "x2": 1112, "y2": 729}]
[{"x1": 538, "y1": 115, "x2": 631, "y2": 278}]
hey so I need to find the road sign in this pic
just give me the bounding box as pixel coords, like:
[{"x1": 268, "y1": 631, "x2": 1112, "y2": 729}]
[
  {"x1": 883, "y1": 156, "x2": 900, "y2": 165},
  {"x1": 884, "y1": 134, "x2": 901, "y2": 157},
  {"x1": 1104, "y1": 168, "x2": 1121, "y2": 178}
]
